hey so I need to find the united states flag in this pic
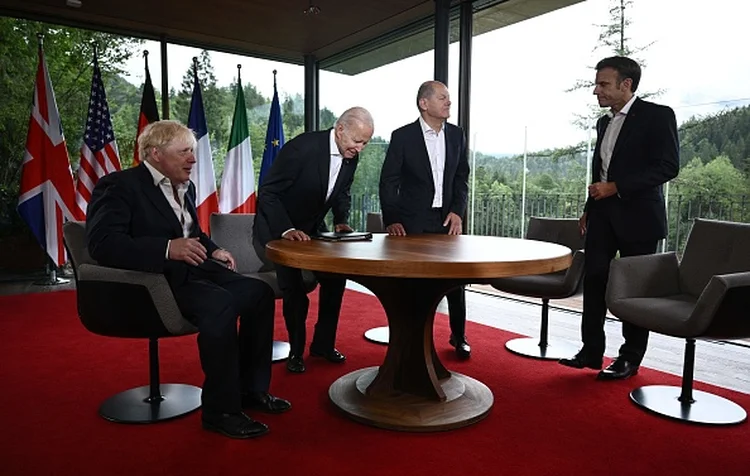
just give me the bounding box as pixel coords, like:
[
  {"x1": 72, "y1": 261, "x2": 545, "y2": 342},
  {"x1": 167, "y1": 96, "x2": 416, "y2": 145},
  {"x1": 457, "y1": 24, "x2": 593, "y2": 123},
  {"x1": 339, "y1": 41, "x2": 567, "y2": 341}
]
[
  {"x1": 17, "y1": 43, "x2": 81, "y2": 267},
  {"x1": 75, "y1": 56, "x2": 121, "y2": 216}
]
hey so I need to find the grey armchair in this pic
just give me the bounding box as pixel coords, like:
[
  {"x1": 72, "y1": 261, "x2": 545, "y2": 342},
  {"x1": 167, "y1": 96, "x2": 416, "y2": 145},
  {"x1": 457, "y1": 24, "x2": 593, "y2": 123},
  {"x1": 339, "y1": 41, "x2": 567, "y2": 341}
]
[
  {"x1": 62, "y1": 221, "x2": 202, "y2": 423},
  {"x1": 209, "y1": 213, "x2": 317, "y2": 361},
  {"x1": 489, "y1": 217, "x2": 585, "y2": 359},
  {"x1": 606, "y1": 218, "x2": 750, "y2": 425}
]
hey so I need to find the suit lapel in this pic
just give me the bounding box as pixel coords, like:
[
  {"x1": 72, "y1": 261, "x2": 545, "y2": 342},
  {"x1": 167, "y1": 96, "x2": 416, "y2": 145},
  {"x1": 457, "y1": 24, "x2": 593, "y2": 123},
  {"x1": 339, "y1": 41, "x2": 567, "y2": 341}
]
[
  {"x1": 592, "y1": 115, "x2": 609, "y2": 181},
  {"x1": 411, "y1": 120, "x2": 434, "y2": 186},
  {"x1": 442, "y1": 125, "x2": 457, "y2": 199},
  {"x1": 610, "y1": 97, "x2": 641, "y2": 162},
  {"x1": 137, "y1": 164, "x2": 183, "y2": 237},
  {"x1": 319, "y1": 130, "x2": 332, "y2": 203}
]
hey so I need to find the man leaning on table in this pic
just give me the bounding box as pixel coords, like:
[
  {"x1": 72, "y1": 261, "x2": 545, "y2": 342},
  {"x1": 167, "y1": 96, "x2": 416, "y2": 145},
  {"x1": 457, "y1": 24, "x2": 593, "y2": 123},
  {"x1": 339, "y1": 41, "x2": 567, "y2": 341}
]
[
  {"x1": 254, "y1": 107, "x2": 375, "y2": 374},
  {"x1": 379, "y1": 80, "x2": 471, "y2": 359}
]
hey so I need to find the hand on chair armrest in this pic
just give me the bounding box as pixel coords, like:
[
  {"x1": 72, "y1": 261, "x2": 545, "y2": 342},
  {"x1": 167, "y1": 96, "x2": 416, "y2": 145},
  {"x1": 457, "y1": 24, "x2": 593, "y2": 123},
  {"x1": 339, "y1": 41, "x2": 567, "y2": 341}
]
[
  {"x1": 77, "y1": 263, "x2": 169, "y2": 287},
  {"x1": 607, "y1": 252, "x2": 681, "y2": 301}
]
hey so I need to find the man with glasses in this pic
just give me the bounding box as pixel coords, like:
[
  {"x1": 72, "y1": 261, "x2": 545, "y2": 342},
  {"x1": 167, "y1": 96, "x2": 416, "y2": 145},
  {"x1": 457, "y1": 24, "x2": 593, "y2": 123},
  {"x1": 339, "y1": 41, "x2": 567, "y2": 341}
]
[{"x1": 254, "y1": 107, "x2": 375, "y2": 373}]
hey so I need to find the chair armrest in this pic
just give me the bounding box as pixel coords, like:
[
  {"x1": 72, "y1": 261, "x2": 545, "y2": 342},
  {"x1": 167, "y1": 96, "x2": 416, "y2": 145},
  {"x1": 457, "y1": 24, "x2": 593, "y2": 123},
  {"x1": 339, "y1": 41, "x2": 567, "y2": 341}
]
[
  {"x1": 76, "y1": 264, "x2": 193, "y2": 335},
  {"x1": 692, "y1": 271, "x2": 750, "y2": 338},
  {"x1": 607, "y1": 252, "x2": 681, "y2": 302}
]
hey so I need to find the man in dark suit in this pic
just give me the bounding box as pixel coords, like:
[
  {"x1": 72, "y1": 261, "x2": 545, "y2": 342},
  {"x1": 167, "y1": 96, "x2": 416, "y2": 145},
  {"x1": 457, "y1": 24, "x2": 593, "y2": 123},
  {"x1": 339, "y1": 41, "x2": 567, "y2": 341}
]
[
  {"x1": 559, "y1": 56, "x2": 679, "y2": 379},
  {"x1": 254, "y1": 107, "x2": 375, "y2": 373},
  {"x1": 86, "y1": 120, "x2": 291, "y2": 439},
  {"x1": 379, "y1": 81, "x2": 471, "y2": 359}
]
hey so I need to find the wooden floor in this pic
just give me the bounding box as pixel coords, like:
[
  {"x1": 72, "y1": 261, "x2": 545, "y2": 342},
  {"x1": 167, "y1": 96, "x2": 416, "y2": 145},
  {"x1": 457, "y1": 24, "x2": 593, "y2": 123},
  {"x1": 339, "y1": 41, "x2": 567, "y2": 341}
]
[{"x1": 4, "y1": 271, "x2": 749, "y2": 395}]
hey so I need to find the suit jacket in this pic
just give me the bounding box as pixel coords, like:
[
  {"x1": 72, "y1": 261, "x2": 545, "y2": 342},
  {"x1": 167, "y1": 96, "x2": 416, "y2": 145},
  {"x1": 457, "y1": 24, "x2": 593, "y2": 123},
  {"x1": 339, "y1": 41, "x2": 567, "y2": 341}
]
[
  {"x1": 254, "y1": 129, "x2": 359, "y2": 246},
  {"x1": 586, "y1": 97, "x2": 679, "y2": 242},
  {"x1": 86, "y1": 163, "x2": 220, "y2": 288},
  {"x1": 379, "y1": 119, "x2": 469, "y2": 233}
]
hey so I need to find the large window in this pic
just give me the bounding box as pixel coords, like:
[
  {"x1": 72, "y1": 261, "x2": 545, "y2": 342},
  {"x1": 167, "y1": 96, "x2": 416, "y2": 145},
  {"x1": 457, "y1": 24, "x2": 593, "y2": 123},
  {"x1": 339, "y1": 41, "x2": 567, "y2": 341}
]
[
  {"x1": 319, "y1": 24, "x2": 460, "y2": 230},
  {"x1": 467, "y1": 0, "x2": 750, "y2": 250}
]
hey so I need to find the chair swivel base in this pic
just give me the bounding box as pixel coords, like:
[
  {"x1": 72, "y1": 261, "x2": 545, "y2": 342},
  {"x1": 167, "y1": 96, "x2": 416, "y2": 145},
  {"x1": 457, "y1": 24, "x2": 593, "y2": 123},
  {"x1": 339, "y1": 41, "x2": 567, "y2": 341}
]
[
  {"x1": 363, "y1": 326, "x2": 389, "y2": 345},
  {"x1": 99, "y1": 383, "x2": 202, "y2": 423},
  {"x1": 630, "y1": 385, "x2": 747, "y2": 425},
  {"x1": 505, "y1": 337, "x2": 579, "y2": 360},
  {"x1": 272, "y1": 340, "x2": 291, "y2": 362}
]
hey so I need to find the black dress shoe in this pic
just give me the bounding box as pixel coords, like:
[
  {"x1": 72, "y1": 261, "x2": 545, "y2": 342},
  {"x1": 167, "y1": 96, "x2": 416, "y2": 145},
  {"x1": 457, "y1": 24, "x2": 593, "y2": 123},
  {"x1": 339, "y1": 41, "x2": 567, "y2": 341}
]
[
  {"x1": 449, "y1": 335, "x2": 471, "y2": 359},
  {"x1": 287, "y1": 354, "x2": 305, "y2": 373},
  {"x1": 309, "y1": 347, "x2": 346, "y2": 363},
  {"x1": 201, "y1": 412, "x2": 268, "y2": 439},
  {"x1": 559, "y1": 352, "x2": 603, "y2": 370},
  {"x1": 597, "y1": 357, "x2": 639, "y2": 380},
  {"x1": 242, "y1": 392, "x2": 292, "y2": 414}
]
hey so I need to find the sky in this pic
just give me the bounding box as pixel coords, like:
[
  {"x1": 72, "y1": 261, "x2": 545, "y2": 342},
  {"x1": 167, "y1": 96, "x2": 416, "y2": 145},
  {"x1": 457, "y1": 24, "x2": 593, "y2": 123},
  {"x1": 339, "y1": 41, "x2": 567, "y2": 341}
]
[{"x1": 124, "y1": 0, "x2": 750, "y2": 155}]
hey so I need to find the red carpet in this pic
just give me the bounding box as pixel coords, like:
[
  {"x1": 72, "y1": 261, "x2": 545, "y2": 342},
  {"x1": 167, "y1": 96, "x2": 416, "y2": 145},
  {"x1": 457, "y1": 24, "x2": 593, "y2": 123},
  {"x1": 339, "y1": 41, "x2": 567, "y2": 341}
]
[{"x1": 1, "y1": 289, "x2": 749, "y2": 476}]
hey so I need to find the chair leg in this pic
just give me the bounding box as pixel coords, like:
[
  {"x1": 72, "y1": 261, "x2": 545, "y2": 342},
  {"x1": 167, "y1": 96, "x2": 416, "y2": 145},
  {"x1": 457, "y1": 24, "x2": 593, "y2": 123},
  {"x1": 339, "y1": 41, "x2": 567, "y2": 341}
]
[
  {"x1": 505, "y1": 298, "x2": 578, "y2": 360},
  {"x1": 629, "y1": 338, "x2": 747, "y2": 425},
  {"x1": 98, "y1": 338, "x2": 202, "y2": 423}
]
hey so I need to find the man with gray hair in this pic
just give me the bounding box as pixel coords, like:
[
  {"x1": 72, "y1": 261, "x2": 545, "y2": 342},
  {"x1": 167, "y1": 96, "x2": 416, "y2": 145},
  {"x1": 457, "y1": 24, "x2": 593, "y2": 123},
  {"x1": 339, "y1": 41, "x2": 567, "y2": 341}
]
[
  {"x1": 86, "y1": 120, "x2": 291, "y2": 439},
  {"x1": 254, "y1": 107, "x2": 375, "y2": 373}
]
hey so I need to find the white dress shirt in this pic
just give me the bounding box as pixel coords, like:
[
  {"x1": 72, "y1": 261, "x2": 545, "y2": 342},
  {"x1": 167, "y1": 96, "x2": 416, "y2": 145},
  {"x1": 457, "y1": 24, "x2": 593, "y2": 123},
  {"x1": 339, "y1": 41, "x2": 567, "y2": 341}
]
[
  {"x1": 419, "y1": 116, "x2": 446, "y2": 208},
  {"x1": 144, "y1": 161, "x2": 193, "y2": 257},
  {"x1": 600, "y1": 95, "x2": 637, "y2": 182},
  {"x1": 327, "y1": 129, "x2": 343, "y2": 201}
]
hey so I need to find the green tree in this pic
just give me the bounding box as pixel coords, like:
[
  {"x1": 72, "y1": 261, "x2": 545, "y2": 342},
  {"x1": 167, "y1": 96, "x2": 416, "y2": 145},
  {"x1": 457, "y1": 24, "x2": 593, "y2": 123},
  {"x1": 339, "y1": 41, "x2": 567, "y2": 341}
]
[
  {"x1": 673, "y1": 156, "x2": 747, "y2": 205},
  {"x1": 568, "y1": 0, "x2": 660, "y2": 130},
  {"x1": 0, "y1": 18, "x2": 140, "y2": 232}
]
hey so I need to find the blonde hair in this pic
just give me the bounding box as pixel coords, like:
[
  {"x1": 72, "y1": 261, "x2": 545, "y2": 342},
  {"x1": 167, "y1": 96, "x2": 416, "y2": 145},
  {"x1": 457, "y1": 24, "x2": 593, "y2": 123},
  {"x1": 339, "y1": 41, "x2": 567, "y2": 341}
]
[{"x1": 138, "y1": 120, "x2": 197, "y2": 163}]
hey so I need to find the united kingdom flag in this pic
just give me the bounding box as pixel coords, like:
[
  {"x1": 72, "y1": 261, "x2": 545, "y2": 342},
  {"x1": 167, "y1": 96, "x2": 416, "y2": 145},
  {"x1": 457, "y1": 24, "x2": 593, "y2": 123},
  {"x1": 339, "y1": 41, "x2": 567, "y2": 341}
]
[{"x1": 17, "y1": 42, "x2": 81, "y2": 267}]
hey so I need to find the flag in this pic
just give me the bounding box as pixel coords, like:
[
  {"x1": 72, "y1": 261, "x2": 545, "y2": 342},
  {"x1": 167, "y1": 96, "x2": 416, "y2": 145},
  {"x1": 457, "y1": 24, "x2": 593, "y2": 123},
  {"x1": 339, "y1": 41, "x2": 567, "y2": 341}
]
[
  {"x1": 258, "y1": 71, "x2": 284, "y2": 187},
  {"x1": 74, "y1": 54, "x2": 121, "y2": 217},
  {"x1": 17, "y1": 42, "x2": 80, "y2": 267},
  {"x1": 187, "y1": 64, "x2": 219, "y2": 232},
  {"x1": 219, "y1": 70, "x2": 256, "y2": 214},
  {"x1": 132, "y1": 53, "x2": 159, "y2": 166}
]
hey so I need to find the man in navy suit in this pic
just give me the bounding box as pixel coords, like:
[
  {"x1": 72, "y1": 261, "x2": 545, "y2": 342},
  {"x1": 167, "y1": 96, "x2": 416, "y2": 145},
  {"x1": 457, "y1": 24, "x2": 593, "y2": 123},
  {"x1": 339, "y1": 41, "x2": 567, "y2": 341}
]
[
  {"x1": 559, "y1": 56, "x2": 679, "y2": 379},
  {"x1": 254, "y1": 107, "x2": 375, "y2": 373},
  {"x1": 86, "y1": 120, "x2": 290, "y2": 439},
  {"x1": 379, "y1": 81, "x2": 471, "y2": 358}
]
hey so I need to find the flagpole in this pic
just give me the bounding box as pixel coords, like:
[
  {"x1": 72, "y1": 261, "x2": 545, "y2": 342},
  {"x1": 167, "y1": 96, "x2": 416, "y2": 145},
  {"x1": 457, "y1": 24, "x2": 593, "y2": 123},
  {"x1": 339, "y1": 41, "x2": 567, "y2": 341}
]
[{"x1": 31, "y1": 33, "x2": 70, "y2": 287}]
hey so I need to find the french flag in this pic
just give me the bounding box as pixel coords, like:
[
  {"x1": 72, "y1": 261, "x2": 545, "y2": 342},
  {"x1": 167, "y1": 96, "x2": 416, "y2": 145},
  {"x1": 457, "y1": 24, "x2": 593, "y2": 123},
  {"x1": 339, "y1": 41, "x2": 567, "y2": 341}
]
[
  {"x1": 17, "y1": 41, "x2": 81, "y2": 267},
  {"x1": 187, "y1": 61, "x2": 218, "y2": 232}
]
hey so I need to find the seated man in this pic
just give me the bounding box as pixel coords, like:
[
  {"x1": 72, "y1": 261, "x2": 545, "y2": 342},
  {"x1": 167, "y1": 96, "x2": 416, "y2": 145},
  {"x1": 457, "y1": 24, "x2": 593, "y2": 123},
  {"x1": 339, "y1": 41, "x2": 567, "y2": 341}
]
[
  {"x1": 254, "y1": 107, "x2": 375, "y2": 373},
  {"x1": 86, "y1": 120, "x2": 290, "y2": 439}
]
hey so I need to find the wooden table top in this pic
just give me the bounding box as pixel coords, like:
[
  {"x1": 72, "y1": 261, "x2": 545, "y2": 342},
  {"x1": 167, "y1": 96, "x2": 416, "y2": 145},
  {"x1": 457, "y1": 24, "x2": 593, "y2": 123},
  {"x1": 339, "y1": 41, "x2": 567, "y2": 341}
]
[{"x1": 265, "y1": 234, "x2": 571, "y2": 279}]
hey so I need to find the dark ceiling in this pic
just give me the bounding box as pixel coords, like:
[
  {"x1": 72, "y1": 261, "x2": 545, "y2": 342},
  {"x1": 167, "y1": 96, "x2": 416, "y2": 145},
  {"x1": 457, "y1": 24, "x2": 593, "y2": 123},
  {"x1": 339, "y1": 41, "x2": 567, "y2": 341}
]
[{"x1": 0, "y1": 0, "x2": 581, "y2": 74}]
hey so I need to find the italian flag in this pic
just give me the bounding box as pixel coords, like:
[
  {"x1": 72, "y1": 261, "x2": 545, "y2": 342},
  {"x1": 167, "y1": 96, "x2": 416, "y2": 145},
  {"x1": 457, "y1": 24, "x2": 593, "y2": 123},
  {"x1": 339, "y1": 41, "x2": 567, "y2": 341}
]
[{"x1": 219, "y1": 73, "x2": 256, "y2": 214}]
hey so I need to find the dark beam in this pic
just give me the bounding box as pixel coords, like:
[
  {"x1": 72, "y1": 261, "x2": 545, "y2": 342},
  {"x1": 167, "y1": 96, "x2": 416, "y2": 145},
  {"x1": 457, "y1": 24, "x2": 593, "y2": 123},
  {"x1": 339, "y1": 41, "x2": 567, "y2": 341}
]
[
  {"x1": 433, "y1": 0, "x2": 450, "y2": 84},
  {"x1": 304, "y1": 54, "x2": 319, "y2": 132},
  {"x1": 458, "y1": 1, "x2": 472, "y2": 137}
]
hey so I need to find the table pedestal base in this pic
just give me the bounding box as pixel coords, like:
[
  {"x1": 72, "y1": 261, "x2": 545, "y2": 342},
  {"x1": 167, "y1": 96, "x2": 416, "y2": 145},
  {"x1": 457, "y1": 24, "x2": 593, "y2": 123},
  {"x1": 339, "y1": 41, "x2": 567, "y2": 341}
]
[{"x1": 329, "y1": 366, "x2": 493, "y2": 432}]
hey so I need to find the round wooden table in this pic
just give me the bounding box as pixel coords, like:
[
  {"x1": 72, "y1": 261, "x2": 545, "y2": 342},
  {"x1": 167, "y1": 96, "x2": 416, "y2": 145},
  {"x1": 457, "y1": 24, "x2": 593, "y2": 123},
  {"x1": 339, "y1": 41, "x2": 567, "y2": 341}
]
[{"x1": 266, "y1": 234, "x2": 571, "y2": 431}]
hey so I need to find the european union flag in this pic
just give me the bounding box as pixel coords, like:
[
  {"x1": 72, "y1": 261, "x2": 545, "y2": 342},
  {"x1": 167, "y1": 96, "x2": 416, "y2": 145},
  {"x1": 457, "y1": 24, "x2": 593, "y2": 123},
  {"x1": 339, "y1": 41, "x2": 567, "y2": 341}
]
[{"x1": 259, "y1": 72, "x2": 284, "y2": 187}]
